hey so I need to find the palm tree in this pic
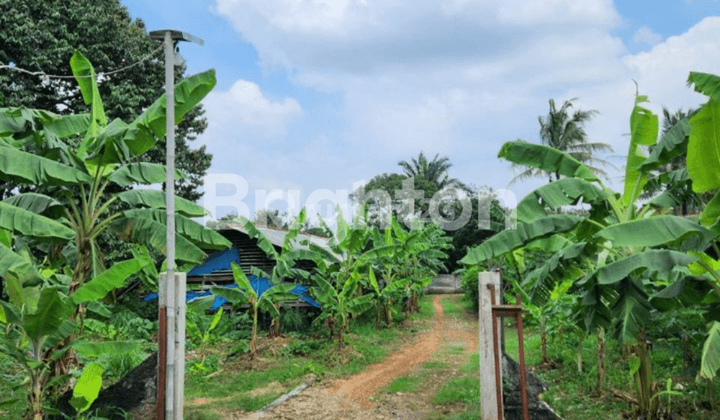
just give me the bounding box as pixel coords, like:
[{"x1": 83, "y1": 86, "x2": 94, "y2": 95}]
[
  {"x1": 510, "y1": 98, "x2": 614, "y2": 184},
  {"x1": 397, "y1": 152, "x2": 470, "y2": 220},
  {"x1": 398, "y1": 152, "x2": 469, "y2": 192}
]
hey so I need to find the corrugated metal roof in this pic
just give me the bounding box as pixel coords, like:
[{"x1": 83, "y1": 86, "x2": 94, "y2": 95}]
[{"x1": 220, "y1": 222, "x2": 331, "y2": 251}]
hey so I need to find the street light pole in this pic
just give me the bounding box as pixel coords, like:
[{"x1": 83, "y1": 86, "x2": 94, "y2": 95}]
[{"x1": 149, "y1": 29, "x2": 203, "y2": 420}]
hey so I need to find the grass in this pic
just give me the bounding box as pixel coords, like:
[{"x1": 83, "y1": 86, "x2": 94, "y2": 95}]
[
  {"x1": 381, "y1": 375, "x2": 421, "y2": 393},
  {"x1": 182, "y1": 298, "x2": 437, "y2": 418},
  {"x1": 0, "y1": 352, "x2": 27, "y2": 420}
]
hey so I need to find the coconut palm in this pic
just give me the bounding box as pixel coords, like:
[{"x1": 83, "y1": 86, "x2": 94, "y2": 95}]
[
  {"x1": 510, "y1": 98, "x2": 614, "y2": 184},
  {"x1": 398, "y1": 152, "x2": 469, "y2": 192}
]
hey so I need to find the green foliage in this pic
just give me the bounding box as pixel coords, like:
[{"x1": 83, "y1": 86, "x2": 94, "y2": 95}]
[
  {"x1": 0, "y1": 51, "x2": 222, "y2": 419},
  {"x1": 464, "y1": 74, "x2": 720, "y2": 418},
  {"x1": 0, "y1": 0, "x2": 213, "y2": 202},
  {"x1": 70, "y1": 363, "x2": 103, "y2": 415}
]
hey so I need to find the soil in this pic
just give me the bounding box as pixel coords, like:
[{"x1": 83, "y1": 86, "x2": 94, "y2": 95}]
[{"x1": 223, "y1": 295, "x2": 480, "y2": 420}]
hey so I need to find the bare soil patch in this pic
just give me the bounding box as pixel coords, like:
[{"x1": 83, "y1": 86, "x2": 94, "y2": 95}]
[{"x1": 229, "y1": 294, "x2": 480, "y2": 420}]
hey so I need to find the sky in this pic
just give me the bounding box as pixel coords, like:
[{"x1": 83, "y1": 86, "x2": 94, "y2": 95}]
[{"x1": 120, "y1": 0, "x2": 720, "y2": 224}]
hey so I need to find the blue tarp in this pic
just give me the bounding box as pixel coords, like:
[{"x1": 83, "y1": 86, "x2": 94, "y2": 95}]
[
  {"x1": 144, "y1": 276, "x2": 320, "y2": 310},
  {"x1": 187, "y1": 248, "x2": 241, "y2": 276},
  {"x1": 144, "y1": 247, "x2": 320, "y2": 310}
]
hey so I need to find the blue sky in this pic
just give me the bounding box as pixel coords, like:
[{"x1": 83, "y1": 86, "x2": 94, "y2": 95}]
[{"x1": 120, "y1": 0, "x2": 720, "y2": 224}]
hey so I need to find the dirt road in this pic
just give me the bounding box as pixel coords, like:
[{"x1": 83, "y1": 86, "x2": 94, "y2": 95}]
[{"x1": 239, "y1": 295, "x2": 479, "y2": 420}]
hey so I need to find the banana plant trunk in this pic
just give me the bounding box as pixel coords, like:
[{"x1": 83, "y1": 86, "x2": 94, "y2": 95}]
[
  {"x1": 596, "y1": 327, "x2": 605, "y2": 391},
  {"x1": 632, "y1": 336, "x2": 657, "y2": 419},
  {"x1": 29, "y1": 371, "x2": 44, "y2": 420},
  {"x1": 577, "y1": 337, "x2": 583, "y2": 373},
  {"x1": 540, "y1": 317, "x2": 549, "y2": 363},
  {"x1": 251, "y1": 305, "x2": 258, "y2": 354}
]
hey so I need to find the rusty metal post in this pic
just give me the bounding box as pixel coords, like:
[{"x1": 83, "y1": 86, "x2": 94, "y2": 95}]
[
  {"x1": 515, "y1": 294, "x2": 530, "y2": 420},
  {"x1": 490, "y1": 284, "x2": 504, "y2": 417}
]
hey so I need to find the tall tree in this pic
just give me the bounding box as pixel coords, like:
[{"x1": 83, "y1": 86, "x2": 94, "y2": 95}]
[
  {"x1": 0, "y1": 0, "x2": 211, "y2": 201},
  {"x1": 398, "y1": 151, "x2": 469, "y2": 194},
  {"x1": 510, "y1": 98, "x2": 614, "y2": 184}
]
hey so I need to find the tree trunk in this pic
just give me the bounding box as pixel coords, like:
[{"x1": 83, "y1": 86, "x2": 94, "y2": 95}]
[
  {"x1": 577, "y1": 337, "x2": 583, "y2": 373},
  {"x1": 632, "y1": 335, "x2": 657, "y2": 419},
  {"x1": 596, "y1": 327, "x2": 605, "y2": 391},
  {"x1": 30, "y1": 371, "x2": 43, "y2": 420},
  {"x1": 251, "y1": 305, "x2": 258, "y2": 354},
  {"x1": 540, "y1": 317, "x2": 549, "y2": 363}
]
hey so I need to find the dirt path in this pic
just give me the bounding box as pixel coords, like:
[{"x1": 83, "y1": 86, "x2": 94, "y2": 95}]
[
  {"x1": 234, "y1": 295, "x2": 479, "y2": 420},
  {"x1": 327, "y1": 296, "x2": 445, "y2": 409}
]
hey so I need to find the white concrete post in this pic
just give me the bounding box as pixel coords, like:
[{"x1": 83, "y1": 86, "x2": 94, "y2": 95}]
[
  {"x1": 165, "y1": 272, "x2": 176, "y2": 420},
  {"x1": 479, "y1": 271, "x2": 502, "y2": 420},
  {"x1": 174, "y1": 272, "x2": 186, "y2": 419}
]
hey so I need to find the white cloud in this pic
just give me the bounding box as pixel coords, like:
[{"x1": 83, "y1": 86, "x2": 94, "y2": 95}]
[
  {"x1": 202, "y1": 79, "x2": 302, "y2": 142},
  {"x1": 632, "y1": 26, "x2": 663, "y2": 47},
  {"x1": 207, "y1": 0, "x2": 720, "y2": 213}
]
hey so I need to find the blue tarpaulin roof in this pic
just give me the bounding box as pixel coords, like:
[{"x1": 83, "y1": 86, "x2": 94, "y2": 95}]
[
  {"x1": 144, "y1": 247, "x2": 320, "y2": 310},
  {"x1": 187, "y1": 248, "x2": 241, "y2": 276},
  {"x1": 144, "y1": 276, "x2": 320, "y2": 310}
]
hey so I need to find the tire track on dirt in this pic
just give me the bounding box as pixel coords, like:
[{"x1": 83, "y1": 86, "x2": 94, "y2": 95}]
[{"x1": 327, "y1": 295, "x2": 445, "y2": 409}]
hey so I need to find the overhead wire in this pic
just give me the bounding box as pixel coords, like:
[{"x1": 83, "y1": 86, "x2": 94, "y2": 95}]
[{"x1": 0, "y1": 44, "x2": 163, "y2": 81}]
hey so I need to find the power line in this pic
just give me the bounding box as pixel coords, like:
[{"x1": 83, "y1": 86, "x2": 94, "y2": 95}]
[{"x1": 0, "y1": 45, "x2": 163, "y2": 81}]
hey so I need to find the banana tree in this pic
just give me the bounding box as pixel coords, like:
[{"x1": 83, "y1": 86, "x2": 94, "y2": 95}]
[
  {"x1": 211, "y1": 262, "x2": 296, "y2": 355},
  {"x1": 232, "y1": 207, "x2": 316, "y2": 334},
  {"x1": 462, "y1": 91, "x2": 720, "y2": 418},
  {"x1": 309, "y1": 271, "x2": 374, "y2": 348},
  {"x1": 0, "y1": 51, "x2": 229, "y2": 414},
  {"x1": 366, "y1": 268, "x2": 411, "y2": 328},
  {"x1": 682, "y1": 71, "x2": 720, "y2": 383},
  {"x1": 0, "y1": 237, "x2": 149, "y2": 419},
  {"x1": 0, "y1": 51, "x2": 228, "y2": 294}
]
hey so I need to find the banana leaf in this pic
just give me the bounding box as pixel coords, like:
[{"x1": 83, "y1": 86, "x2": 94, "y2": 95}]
[
  {"x1": 0, "y1": 201, "x2": 73, "y2": 240},
  {"x1": 110, "y1": 217, "x2": 206, "y2": 263},
  {"x1": 461, "y1": 215, "x2": 583, "y2": 264},
  {"x1": 522, "y1": 242, "x2": 589, "y2": 306},
  {"x1": 3, "y1": 193, "x2": 64, "y2": 218},
  {"x1": 0, "y1": 146, "x2": 92, "y2": 186},
  {"x1": 687, "y1": 99, "x2": 720, "y2": 192},
  {"x1": 651, "y1": 276, "x2": 719, "y2": 311},
  {"x1": 21, "y1": 286, "x2": 72, "y2": 347},
  {"x1": 127, "y1": 69, "x2": 217, "y2": 157},
  {"x1": 236, "y1": 215, "x2": 279, "y2": 259},
  {"x1": 44, "y1": 113, "x2": 91, "y2": 139},
  {"x1": 687, "y1": 72, "x2": 720, "y2": 102},
  {"x1": 595, "y1": 216, "x2": 715, "y2": 250},
  {"x1": 109, "y1": 162, "x2": 186, "y2": 186},
  {"x1": 612, "y1": 278, "x2": 652, "y2": 344},
  {"x1": 115, "y1": 189, "x2": 208, "y2": 217},
  {"x1": 640, "y1": 118, "x2": 690, "y2": 171},
  {"x1": 70, "y1": 51, "x2": 106, "y2": 139},
  {"x1": 699, "y1": 321, "x2": 720, "y2": 380},
  {"x1": 517, "y1": 178, "x2": 607, "y2": 223},
  {"x1": 71, "y1": 258, "x2": 151, "y2": 304},
  {"x1": 70, "y1": 363, "x2": 103, "y2": 414},
  {"x1": 72, "y1": 340, "x2": 143, "y2": 358},
  {"x1": 0, "y1": 242, "x2": 43, "y2": 293},
  {"x1": 498, "y1": 140, "x2": 598, "y2": 182},
  {"x1": 591, "y1": 250, "x2": 696, "y2": 285},
  {"x1": 121, "y1": 209, "x2": 231, "y2": 251},
  {"x1": 620, "y1": 95, "x2": 658, "y2": 208},
  {"x1": 700, "y1": 191, "x2": 720, "y2": 226}
]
